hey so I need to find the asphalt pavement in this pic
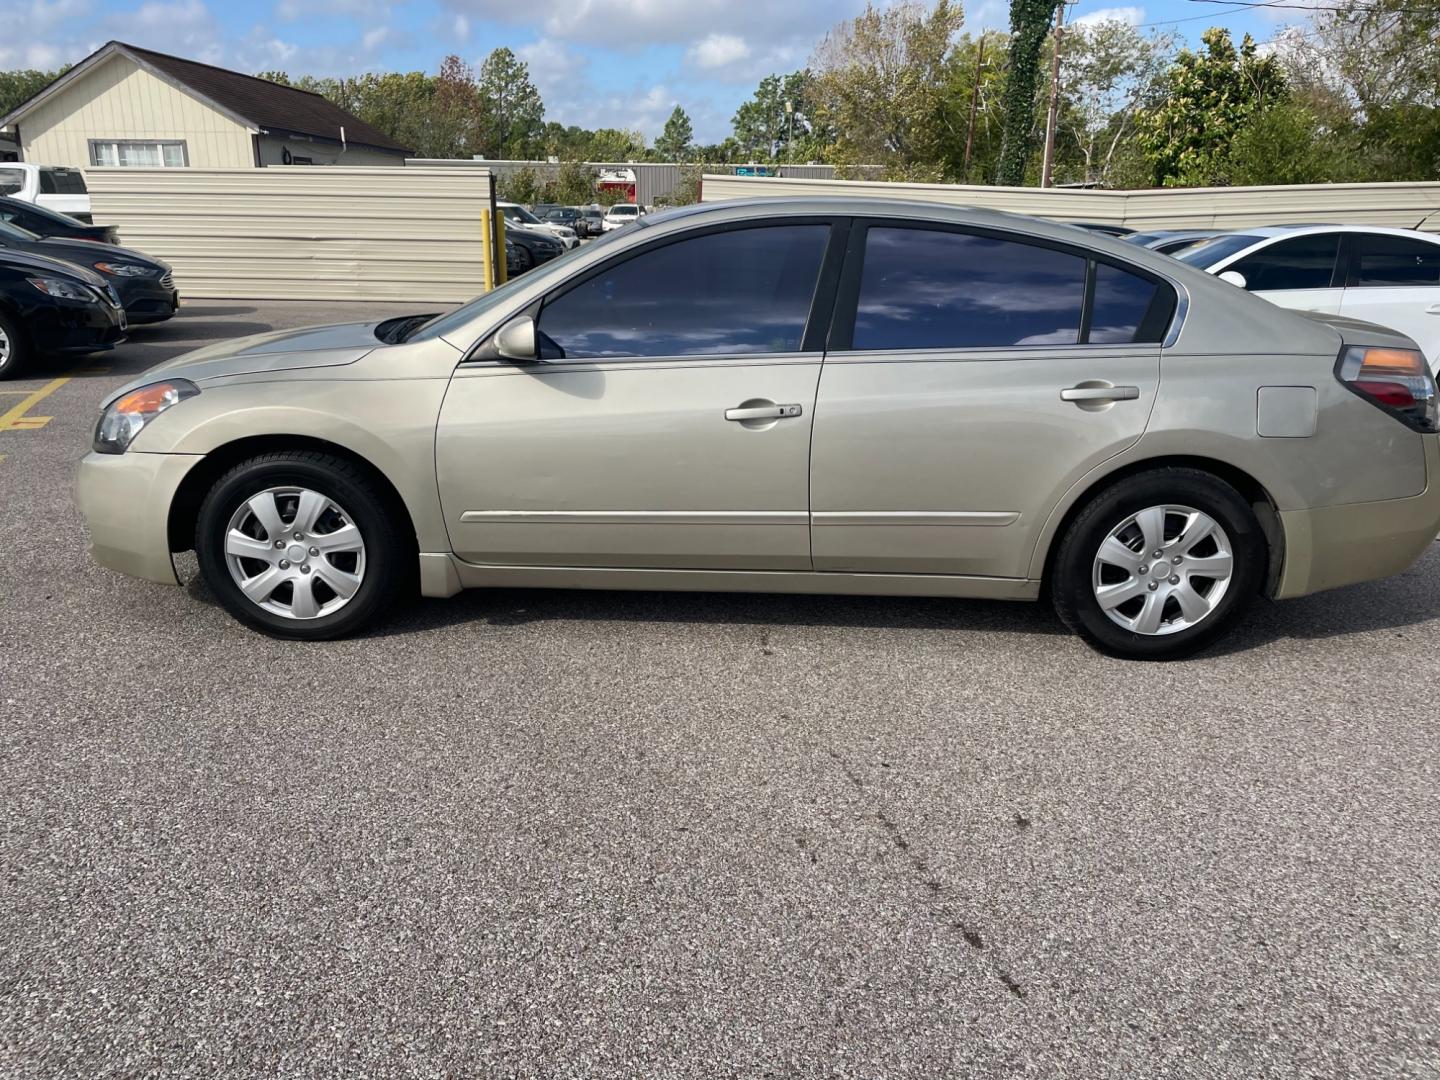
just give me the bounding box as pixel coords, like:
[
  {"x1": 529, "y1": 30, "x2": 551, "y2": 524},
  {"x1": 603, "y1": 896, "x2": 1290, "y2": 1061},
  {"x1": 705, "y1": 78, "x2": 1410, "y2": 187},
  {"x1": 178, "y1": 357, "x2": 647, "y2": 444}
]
[{"x1": 2, "y1": 301, "x2": 1438, "y2": 1078}]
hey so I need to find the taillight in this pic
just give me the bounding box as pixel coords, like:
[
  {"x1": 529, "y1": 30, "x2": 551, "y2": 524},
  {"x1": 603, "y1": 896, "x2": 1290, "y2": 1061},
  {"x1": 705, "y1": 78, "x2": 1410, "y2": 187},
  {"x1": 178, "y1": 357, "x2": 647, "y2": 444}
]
[{"x1": 1337, "y1": 346, "x2": 1439, "y2": 432}]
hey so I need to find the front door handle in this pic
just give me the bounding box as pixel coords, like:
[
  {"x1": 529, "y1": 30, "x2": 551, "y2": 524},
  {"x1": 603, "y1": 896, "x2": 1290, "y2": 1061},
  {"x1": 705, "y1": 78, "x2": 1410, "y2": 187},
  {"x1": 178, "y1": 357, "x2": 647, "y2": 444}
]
[
  {"x1": 725, "y1": 403, "x2": 803, "y2": 421},
  {"x1": 1060, "y1": 385, "x2": 1140, "y2": 403}
]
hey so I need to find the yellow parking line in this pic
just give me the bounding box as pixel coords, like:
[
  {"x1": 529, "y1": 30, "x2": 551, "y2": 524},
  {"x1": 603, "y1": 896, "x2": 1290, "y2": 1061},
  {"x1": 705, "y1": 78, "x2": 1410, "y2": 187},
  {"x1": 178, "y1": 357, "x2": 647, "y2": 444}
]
[{"x1": 0, "y1": 377, "x2": 70, "y2": 431}]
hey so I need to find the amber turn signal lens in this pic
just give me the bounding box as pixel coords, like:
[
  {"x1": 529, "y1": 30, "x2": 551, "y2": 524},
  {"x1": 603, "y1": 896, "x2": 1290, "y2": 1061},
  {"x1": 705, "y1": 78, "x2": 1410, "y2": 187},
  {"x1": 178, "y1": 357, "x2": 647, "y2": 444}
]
[
  {"x1": 1355, "y1": 348, "x2": 1427, "y2": 378},
  {"x1": 114, "y1": 383, "x2": 183, "y2": 414}
]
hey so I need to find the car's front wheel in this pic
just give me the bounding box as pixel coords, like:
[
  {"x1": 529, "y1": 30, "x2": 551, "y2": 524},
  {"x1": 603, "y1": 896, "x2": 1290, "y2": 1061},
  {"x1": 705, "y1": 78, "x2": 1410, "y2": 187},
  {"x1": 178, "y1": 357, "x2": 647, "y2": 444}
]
[
  {"x1": 0, "y1": 309, "x2": 29, "y2": 380},
  {"x1": 195, "y1": 452, "x2": 410, "y2": 639},
  {"x1": 1051, "y1": 468, "x2": 1267, "y2": 661}
]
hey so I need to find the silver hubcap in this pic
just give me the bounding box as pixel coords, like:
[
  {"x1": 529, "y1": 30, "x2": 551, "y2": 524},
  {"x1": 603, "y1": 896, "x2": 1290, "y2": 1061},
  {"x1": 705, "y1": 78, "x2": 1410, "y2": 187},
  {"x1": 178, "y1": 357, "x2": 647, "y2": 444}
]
[
  {"x1": 0, "y1": 323, "x2": 11, "y2": 366},
  {"x1": 224, "y1": 486, "x2": 366, "y2": 620},
  {"x1": 1092, "y1": 504, "x2": 1234, "y2": 636}
]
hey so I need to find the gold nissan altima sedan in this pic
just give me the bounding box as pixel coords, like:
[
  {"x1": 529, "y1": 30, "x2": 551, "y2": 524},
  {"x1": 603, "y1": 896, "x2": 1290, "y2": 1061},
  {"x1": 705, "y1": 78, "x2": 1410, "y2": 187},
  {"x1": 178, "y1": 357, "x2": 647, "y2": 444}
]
[{"x1": 75, "y1": 198, "x2": 1440, "y2": 660}]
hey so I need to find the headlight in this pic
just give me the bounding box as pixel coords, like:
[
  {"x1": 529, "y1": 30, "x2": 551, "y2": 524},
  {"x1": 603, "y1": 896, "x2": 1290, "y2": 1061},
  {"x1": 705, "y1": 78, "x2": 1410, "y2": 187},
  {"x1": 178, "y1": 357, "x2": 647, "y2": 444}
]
[
  {"x1": 93, "y1": 379, "x2": 199, "y2": 454},
  {"x1": 93, "y1": 261, "x2": 150, "y2": 277},
  {"x1": 28, "y1": 276, "x2": 95, "y2": 301}
]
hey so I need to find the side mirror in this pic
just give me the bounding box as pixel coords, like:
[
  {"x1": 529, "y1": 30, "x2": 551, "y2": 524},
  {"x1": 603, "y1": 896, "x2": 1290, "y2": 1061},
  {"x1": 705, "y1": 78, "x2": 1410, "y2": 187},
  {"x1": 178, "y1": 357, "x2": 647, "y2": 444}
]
[
  {"x1": 494, "y1": 316, "x2": 539, "y2": 362},
  {"x1": 1217, "y1": 270, "x2": 1248, "y2": 290}
]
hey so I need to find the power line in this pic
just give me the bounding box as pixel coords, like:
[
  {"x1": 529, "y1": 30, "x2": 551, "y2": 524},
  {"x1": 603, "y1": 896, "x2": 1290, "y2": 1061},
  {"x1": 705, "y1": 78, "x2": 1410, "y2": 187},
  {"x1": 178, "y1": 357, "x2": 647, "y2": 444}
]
[{"x1": 1184, "y1": 0, "x2": 1437, "y2": 13}]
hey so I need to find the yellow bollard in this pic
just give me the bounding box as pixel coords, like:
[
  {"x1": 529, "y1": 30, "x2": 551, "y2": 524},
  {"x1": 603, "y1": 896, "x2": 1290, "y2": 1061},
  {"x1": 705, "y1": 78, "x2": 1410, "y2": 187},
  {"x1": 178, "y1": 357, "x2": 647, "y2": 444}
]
[
  {"x1": 479, "y1": 208, "x2": 494, "y2": 292},
  {"x1": 495, "y1": 211, "x2": 508, "y2": 285}
]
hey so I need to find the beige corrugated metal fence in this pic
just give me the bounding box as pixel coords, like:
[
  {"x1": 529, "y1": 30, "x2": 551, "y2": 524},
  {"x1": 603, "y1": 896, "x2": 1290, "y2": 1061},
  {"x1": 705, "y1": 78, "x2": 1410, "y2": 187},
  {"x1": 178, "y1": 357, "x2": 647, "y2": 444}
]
[
  {"x1": 700, "y1": 174, "x2": 1440, "y2": 233},
  {"x1": 85, "y1": 166, "x2": 494, "y2": 302}
]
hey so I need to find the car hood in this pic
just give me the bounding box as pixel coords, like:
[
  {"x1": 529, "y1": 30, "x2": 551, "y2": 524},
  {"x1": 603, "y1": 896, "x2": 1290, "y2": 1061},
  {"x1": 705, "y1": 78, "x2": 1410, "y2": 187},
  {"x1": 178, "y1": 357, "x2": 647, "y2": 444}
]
[
  {"x1": 104, "y1": 319, "x2": 394, "y2": 405},
  {"x1": 0, "y1": 246, "x2": 112, "y2": 288},
  {"x1": 33, "y1": 236, "x2": 167, "y2": 270}
]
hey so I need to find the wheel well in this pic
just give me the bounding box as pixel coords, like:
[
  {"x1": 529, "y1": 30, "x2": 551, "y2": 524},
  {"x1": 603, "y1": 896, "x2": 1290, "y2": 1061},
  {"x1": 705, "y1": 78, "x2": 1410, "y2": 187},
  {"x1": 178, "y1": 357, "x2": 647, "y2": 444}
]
[
  {"x1": 1039, "y1": 456, "x2": 1284, "y2": 596},
  {"x1": 166, "y1": 435, "x2": 419, "y2": 553}
]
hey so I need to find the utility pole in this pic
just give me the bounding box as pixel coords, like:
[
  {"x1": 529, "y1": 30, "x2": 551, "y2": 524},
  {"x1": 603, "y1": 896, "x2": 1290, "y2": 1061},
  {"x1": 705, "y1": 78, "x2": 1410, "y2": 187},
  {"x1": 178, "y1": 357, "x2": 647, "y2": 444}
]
[
  {"x1": 962, "y1": 33, "x2": 987, "y2": 183},
  {"x1": 1040, "y1": 0, "x2": 1065, "y2": 189},
  {"x1": 785, "y1": 98, "x2": 794, "y2": 165}
]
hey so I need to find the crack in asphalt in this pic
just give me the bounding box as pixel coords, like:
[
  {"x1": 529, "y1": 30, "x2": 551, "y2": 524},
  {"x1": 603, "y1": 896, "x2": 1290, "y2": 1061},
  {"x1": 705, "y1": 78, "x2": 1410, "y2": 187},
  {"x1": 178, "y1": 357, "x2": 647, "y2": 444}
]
[{"x1": 827, "y1": 748, "x2": 1027, "y2": 1002}]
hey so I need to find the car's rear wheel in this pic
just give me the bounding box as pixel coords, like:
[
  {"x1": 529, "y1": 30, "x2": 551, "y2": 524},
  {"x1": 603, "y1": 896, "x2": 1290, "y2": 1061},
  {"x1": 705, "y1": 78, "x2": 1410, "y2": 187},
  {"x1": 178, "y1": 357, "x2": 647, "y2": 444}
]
[
  {"x1": 1051, "y1": 468, "x2": 1266, "y2": 660},
  {"x1": 513, "y1": 245, "x2": 534, "y2": 273},
  {"x1": 195, "y1": 452, "x2": 410, "y2": 639},
  {"x1": 0, "y1": 309, "x2": 29, "y2": 380}
]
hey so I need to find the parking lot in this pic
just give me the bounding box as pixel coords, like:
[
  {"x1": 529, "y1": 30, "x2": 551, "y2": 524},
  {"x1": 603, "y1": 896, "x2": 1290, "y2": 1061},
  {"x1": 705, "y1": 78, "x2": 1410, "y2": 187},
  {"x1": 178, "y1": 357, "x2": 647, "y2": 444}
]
[{"x1": 2, "y1": 300, "x2": 1439, "y2": 1077}]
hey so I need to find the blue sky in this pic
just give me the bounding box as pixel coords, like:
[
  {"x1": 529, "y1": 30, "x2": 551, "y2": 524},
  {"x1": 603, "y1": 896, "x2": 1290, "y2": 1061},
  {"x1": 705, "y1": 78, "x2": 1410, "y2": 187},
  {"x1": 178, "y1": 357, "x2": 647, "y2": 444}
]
[{"x1": 2, "y1": 0, "x2": 1303, "y2": 144}]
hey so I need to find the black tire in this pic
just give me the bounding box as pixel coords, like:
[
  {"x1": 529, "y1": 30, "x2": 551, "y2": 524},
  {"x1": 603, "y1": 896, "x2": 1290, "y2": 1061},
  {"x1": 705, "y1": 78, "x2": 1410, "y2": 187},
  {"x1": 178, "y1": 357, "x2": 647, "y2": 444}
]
[
  {"x1": 513, "y1": 245, "x2": 534, "y2": 274},
  {"x1": 1051, "y1": 468, "x2": 1266, "y2": 661},
  {"x1": 0, "y1": 308, "x2": 29, "y2": 380},
  {"x1": 195, "y1": 452, "x2": 412, "y2": 640}
]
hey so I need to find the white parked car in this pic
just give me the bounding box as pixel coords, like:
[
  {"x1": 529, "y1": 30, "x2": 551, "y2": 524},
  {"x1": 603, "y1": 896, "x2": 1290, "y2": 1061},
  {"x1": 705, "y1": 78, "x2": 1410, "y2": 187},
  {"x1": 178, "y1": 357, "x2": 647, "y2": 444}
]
[
  {"x1": 0, "y1": 163, "x2": 93, "y2": 222},
  {"x1": 1177, "y1": 225, "x2": 1440, "y2": 372},
  {"x1": 496, "y1": 201, "x2": 578, "y2": 249},
  {"x1": 603, "y1": 203, "x2": 643, "y2": 232}
]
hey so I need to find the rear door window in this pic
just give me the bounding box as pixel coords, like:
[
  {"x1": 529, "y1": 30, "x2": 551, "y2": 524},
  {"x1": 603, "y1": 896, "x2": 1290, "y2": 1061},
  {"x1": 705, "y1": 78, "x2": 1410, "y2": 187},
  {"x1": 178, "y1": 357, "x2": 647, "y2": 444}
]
[
  {"x1": 849, "y1": 227, "x2": 1088, "y2": 349},
  {"x1": 0, "y1": 169, "x2": 23, "y2": 195},
  {"x1": 1352, "y1": 234, "x2": 1440, "y2": 287},
  {"x1": 1229, "y1": 234, "x2": 1341, "y2": 292}
]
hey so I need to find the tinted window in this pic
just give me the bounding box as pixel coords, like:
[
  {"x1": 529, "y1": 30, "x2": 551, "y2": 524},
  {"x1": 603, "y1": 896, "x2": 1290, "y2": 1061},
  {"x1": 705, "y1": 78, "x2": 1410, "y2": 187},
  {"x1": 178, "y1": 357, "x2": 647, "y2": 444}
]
[
  {"x1": 851, "y1": 227, "x2": 1086, "y2": 350},
  {"x1": 1089, "y1": 263, "x2": 1163, "y2": 343},
  {"x1": 1230, "y1": 234, "x2": 1340, "y2": 291},
  {"x1": 1354, "y1": 234, "x2": 1440, "y2": 287},
  {"x1": 39, "y1": 168, "x2": 87, "y2": 195},
  {"x1": 0, "y1": 169, "x2": 22, "y2": 195},
  {"x1": 538, "y1": 225, "x2": 828, "y2": 359}
]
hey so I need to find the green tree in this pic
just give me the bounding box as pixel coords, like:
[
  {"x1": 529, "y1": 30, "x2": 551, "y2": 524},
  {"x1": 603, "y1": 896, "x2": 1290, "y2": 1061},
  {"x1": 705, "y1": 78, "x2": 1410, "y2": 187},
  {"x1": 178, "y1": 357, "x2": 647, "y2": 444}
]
[
  {"x1": 0, "y1": 66, "x2": 71, "y2": 117},
  {"x1": 1221, "y1": 102, "x2": 1364, "y2": 185},
  {"x1": 588, "y1": 127, "x2": 647, "y2": 161},
  {"x1": 809, "y1": 1, "x2": 963, "y2": 167},
  {"x1": 731, "y1": 71, "x2": 824, "y2": 160},
  {"x1": 995, "y1": 0, "x2": 1059, "y2": 185},
  {"x1": 653, "y1": 105, "x2": 695, "y2": 161},
  {"x1": 1057, "y1": 20, "x2": 1173, "y2": 187},
  {"x1": 1135, "y1": 28, "x2": 1286, "y2": 187},
  {"x1": 936, "y1": 31, "x2": 1010, "y2": 183},
  {"x1": 432, "y1": 55, "x2": 488, "y2": 159},
  {"x1": 477, "y1": 47, "x2": 545, "y2": 158}
]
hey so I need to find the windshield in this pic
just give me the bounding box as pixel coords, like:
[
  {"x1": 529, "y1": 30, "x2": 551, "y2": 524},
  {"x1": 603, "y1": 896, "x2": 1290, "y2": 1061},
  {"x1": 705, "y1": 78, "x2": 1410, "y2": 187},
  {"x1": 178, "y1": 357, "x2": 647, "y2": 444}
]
[
  {"x1": 505, "y1": 205, "x2": 542, "y2": 225},
  {"x1": 0, "y1": 218, "x2": 40, "y2": 241},
  {"x1": 1175, "y1": 234, "x2": 1263, "y2": 269}
]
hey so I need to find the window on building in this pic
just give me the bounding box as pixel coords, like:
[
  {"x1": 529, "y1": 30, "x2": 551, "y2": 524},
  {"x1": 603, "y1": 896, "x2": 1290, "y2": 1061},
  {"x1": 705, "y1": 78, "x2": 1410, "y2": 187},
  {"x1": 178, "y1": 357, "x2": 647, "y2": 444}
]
[{"x1": 89, "y1": 140, "x2": 189, "y2": 168}]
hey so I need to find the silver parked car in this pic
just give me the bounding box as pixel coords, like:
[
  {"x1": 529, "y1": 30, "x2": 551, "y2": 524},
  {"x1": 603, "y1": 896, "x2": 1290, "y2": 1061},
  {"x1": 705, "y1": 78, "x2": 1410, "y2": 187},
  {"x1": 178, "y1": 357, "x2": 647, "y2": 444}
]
[{"x1": 75, "y1": 198, "x2": 1440, "y2": 660}]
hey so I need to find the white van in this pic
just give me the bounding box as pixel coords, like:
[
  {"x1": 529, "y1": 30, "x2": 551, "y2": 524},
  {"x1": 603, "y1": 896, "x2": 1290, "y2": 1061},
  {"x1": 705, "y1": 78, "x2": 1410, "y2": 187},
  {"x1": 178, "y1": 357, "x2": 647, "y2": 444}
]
[{"x1": 0, "y1": 163, "x2": 93, "y2": 222}]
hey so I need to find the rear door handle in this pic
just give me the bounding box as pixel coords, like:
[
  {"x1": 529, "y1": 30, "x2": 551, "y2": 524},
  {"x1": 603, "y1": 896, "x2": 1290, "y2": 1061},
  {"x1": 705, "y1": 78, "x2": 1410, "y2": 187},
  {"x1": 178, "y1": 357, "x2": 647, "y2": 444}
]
[
  {"x1": 1060, "y1": 385, "x2": 1140, "y2": 402},
  {"x1": 1425, "y1": 304, "x2": 1440, "y2": 315},
  {"x1": 725, "y1": 403, "x2": 803, "y2": 421}
]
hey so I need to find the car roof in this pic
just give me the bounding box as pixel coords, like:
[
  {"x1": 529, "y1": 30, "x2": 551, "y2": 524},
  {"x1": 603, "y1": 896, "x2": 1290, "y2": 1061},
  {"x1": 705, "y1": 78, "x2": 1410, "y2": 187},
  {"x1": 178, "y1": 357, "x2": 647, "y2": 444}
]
[{"x1": 1224, "y1": 223, "x2": 1440, "y2": 241}]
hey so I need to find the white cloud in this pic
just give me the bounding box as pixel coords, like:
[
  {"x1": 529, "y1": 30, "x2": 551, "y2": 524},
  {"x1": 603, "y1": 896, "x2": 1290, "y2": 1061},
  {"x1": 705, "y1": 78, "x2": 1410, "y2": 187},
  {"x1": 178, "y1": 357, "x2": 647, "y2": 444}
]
[
  {"x1": 362, "y1": 26, "x2": 389, "y2": 50},
  {"x1": 442, "y1": 0, "x2": 845, "y2": 50},
  {"x1": 1071, "y1": 6, "x2": 1145, "y2": 27},
  {"x1": 688, "y1": 33, "x2": 751, "y2": 69},
  {"x1": 453, "y1": 14, "x2": 470, "y2": 40}
]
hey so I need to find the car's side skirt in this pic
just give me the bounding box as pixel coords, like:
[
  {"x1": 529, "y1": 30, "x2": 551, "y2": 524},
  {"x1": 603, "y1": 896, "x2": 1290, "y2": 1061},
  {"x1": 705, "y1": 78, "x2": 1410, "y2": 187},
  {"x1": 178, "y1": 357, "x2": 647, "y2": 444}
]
[{"x1": 418, "y1": 552, "x2": 1039, "y2": 602}]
